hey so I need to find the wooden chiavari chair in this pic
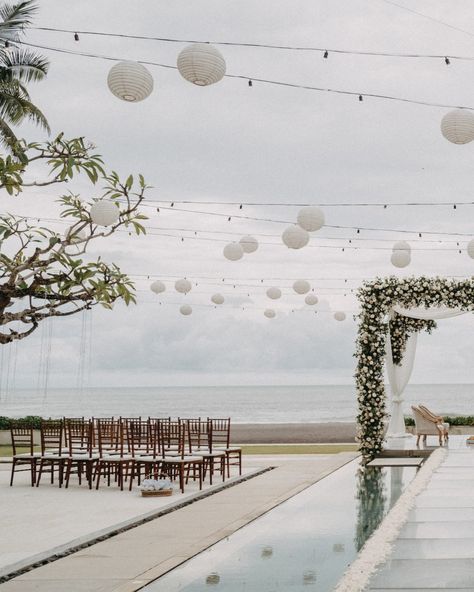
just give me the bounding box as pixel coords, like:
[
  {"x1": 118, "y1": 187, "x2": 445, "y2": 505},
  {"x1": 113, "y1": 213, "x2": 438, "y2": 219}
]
[
  {"x1": 36, "y1": 419, "x2": 66, "y2": 487},
  {"x1": 10, "y1": 421, "x2": 40, "y2": 486},
  {"x1": 208, "y1": 418, "x2": 242, "y2": 477},
  {"x1": 160, "y1": 420, "x2": 203, "y2": 493},
  {"x1": 187, "y1": 419, "x2": 225, "y2": 485},
  {"x1": 64, "y1": 419, "x2": 98, "y2": 489},
  {"x1": 94, "y1": 419, "x2": 133, "y2": 490}
]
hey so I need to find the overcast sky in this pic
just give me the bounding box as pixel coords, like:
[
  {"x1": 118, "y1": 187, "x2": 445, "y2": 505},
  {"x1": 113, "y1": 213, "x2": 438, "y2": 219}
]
[{"x1": 1, "y1": 0, "x2": 474, "y2": 389}]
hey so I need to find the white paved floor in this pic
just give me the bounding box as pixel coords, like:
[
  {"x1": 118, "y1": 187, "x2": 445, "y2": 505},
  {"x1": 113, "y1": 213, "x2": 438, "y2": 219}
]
[
  {"x1": 0, "y1": 457, "x2": 264, "y2": 578},
  {"x1": 369, "y1": 436, "x2": 474, "y2": 591}
]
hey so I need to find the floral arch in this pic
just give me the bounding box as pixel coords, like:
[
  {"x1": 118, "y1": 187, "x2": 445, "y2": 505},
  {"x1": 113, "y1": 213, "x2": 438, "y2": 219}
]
[{"x1": 356, "y1": 276, "x2": 474, "y2": 461}]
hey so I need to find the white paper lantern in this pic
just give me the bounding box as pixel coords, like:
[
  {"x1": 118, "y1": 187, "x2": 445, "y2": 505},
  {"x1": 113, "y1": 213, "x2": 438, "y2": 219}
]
[
  {"x1": 150, "y1": 280, "x2": 166, "y2": 295},
  {"x1": 293, "y1": 280, "x2": 311, "y2": 294},
  {"x1": 334, "y1": 311, "x2": 346, "y2": 321},
  {"x1": 90, "y1": 200, "x2": 120, "y2": 226},
  {"x1": 223, "y1": 242, "x2": 244, "y2": 261},
  {"x1": 305, "y1": 294, "x2": 318, "y2": 305},
  {"x1": 440, "y1": 109, "x2": 474, "y2": 144},
  {"x1": 107, "y1": 61, "x2": 154, "y2": 102},
  {"x1": 175, "y1": 279, "x2": 192, "y2": 294},
  {"x1": 264, "y1": 309, "x2": 276, "y2": 319},
  {"x1": 240, "y1": 235, "x2": 258, "y2": 253},
  {"x1": 180, "y1": 304, "x2": 192, "y2": 316},
  {"x1": 211, "y1": 293, "x2": 225, "y2": 305},
  {"x1": 391, "y1": 250, "x2": 411, "y2": 268},
  {"x1": 467, "y1": 239, "x2": 474, "y2": 259},
  {"x1": 266, "y1": 287, "x2": 282, "y2": 300},
  {"x1": 393, "y1": 240, "x2": 411, "y2": 253},
  {"x1": 282, "y1": 225, "x2": 310, "y2": 249},
  {"x1": 297, "y1": 207, "x2": 325, "y2": 232},
  {"x1": 177, "y1": 43, "x2": 226, "y2": 86}
]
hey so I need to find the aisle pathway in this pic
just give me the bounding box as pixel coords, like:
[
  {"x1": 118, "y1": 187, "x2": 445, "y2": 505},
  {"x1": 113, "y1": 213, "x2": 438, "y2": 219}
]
[{"x1": 369, "y1": 438, "x2": 474, "y2": 590}]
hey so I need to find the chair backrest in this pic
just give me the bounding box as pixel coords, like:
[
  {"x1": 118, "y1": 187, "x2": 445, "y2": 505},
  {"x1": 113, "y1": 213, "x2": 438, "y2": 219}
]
[
  {"x1": 187, "y1": 419, "x2": 211, "y2": 452},
  {"x1": 40, "y1": 419, "x2": 63, "y2": 455},
  {"x1": 208, "y1": 417, "x2": 231, "y2": 448},
  {"x1": 67, "y1": 419, "x2": 93, "y2": 457},
  {"x1": 128, "y1": 420, "x2": 153, "y2": 456},
  {"x1": 160, "y1": 420, "x2": 185, "y2": 457},
  {"x1": 418, "y1": 405, "x2": 441, "y2": 422},
  {"x1": 411, "y1": 406, "x2": 438, "y2": 432},
  {"x1": 96, "y1": 419, "x2": 124, "y2": 456},
  {"x1": 10, "y1": 421, "x2": 34, "y2": 456}
]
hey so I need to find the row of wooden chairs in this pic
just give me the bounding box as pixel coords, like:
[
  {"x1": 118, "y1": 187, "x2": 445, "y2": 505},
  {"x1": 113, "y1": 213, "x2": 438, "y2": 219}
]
[{"x1": 9, "y1": 417, "x2": 241, "y2": 494}]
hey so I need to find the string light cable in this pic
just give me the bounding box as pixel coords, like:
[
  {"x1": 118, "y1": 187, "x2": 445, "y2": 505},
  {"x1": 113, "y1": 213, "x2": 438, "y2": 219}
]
[{"x1": 11, "y1": 39, "x2": 474, "y2": 112}]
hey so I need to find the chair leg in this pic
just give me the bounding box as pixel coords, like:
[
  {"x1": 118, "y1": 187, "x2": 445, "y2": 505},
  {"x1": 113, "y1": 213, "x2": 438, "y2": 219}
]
[
  {"x1": 36, "y1": 459, "x2": 45, "y2": 487},
  {"x1": 10, "y1": 459, "x2": 16, "y2": 486},
  {"x1": 416, "y1": 434, "x2": 420, "y2": 446},
  {"x1": 179, "y1": 464, "x2": 184, "y2": 493},
  {"x1": 65, "y1": 459, "x2": 72, "y2": 489}
]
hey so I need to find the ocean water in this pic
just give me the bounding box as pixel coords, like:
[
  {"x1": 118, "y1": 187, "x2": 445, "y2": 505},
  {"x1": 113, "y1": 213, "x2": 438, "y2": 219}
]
[{"x1": 0, "y1": 384, "x2": 473, "y2": 422}]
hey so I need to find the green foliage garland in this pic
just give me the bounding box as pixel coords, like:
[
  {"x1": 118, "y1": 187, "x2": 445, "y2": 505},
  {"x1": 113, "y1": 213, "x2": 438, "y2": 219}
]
[{"x1": 356, "y1": 276, "x2": 474, "y2": 461}]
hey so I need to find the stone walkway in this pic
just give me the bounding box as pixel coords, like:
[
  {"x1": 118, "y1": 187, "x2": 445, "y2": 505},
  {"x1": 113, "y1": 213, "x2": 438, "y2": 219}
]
[
  {"x1": 0, "y1": 452, "x2": 356, "y2": 592},
  {"x1": 369, "y1": 438, "x2": 474, "y2": 591}
]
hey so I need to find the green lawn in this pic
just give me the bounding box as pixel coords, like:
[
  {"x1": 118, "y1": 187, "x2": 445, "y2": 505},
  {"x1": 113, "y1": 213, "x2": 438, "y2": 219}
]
[
  {"x1": 241, "y1": 444, "x2": 359, "y2": 455},
  {"x1": 0, "y1": 445, "x2": 40, "y2": 458}
]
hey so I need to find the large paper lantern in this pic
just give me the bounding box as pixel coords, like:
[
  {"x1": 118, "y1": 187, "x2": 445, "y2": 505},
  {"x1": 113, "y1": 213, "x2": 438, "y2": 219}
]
[
  {"x1": 297, "y1": 206, "x2": 325, "y2": 232},
  {"x1": 293, "y1": 280, "x2": 310, "y2": 294},
  {"x1": 266, "y1": 287, "x2": 282, "y2": 300},
  {"x1": 90, "y1": 200, "x2": 120, "y2": 226},
  {"x1": 175, "y1": 279, "x2": 192, "y2": 294},
  {"x1": 107, "y1": 61, "x2": 154, "y2": 102},
  {"x1": 393, "y1": 240, "x2": 411, "y2": 253},
  {"x1": 240, "y1": 235, "x2": 258, "y2": 253},
  {"x1": 264, "y1": 309, "x2": 276, "y2": 318},
  {"x1": 468, "y1": 239, "x2": 474, "y2": 259},
  {"x1": 440, "y1": 109, "x2": 474, "y2": 144},
  {"x1": 180, "y1": 304, "x2": 192, "y2": 316},
  {"x1": 223, "y1": 242, "x2": 244, "y2": 261},
  {"x1": 211, "y1": 293, "x2": 224, "y2": 305},
  {"x1": 150, "y1": 280, "x2": 166, "y2": 294},
  {"x1": 391, "y1": 250, "x2": 411, "y2": 268},
  {"x1": 177, "y1": 43, "x2": 226, "y2": 86},
  {"x1": 305, "y1": 294, "x2": 318, "y2": 305},
  {"x1": 334, "y1": 311, "x2": 346, "y2": 321},
  {"x1": 282, "y1": 225, "x2": 310, "y2": 249}
]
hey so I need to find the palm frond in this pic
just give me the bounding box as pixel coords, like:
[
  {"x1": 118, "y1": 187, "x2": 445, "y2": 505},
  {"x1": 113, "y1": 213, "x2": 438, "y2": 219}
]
[
  {"x1": 0, "y1": 47, "x2": 48, "y2": 82},
  {"x1": 0, "y1": 115, "x2": 22, "y2": 155},
  {"x1": 0, "y1": 81, "x2": 49, "y2": 132},
  {"x1": 0, "y1": 1, "x2": 37, "y2": 40}
]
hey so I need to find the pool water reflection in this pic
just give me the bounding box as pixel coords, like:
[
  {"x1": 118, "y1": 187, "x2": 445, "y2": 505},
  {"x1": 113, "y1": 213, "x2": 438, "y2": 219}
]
[{"x1": 144, "y1": 459, "x2": 416, "y2": 592}]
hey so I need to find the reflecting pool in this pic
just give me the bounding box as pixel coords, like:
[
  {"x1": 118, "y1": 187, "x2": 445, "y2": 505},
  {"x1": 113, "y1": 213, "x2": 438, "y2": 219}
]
[{"x1": 144, "y1": 459, "x2": 416, "y2": 591}]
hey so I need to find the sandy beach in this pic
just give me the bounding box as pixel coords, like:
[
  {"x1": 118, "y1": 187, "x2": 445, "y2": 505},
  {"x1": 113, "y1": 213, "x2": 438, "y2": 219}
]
[{"x1": 230, "y1": 422, "x2": 357, "y2": 443}]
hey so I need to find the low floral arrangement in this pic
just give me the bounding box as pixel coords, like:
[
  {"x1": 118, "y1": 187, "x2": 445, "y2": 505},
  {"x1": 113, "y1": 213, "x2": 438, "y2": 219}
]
[
  {"x1": 140, "y1": 476, "x2": 173, "y2": 496},
  {"x1": 355, "y1": 276, "x2": 474, "y2": 462}
]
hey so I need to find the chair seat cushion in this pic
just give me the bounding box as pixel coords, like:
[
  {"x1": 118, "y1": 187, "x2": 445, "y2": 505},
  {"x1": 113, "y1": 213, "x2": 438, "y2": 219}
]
[
  {"x1": 163, "y1": 455, "x2": 203, "y2": 463},
  {"x1": 14, "y1": 452, "x2": 41, "y2": 459},
  {"x1": 100, "y1": 455, "x2": 133, "y2": 462}
]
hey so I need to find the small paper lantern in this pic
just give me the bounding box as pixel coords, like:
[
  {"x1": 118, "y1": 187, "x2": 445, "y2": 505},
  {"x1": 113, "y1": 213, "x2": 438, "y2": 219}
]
[
  {"x1": 282, "y1": 225, "x2": 310, "y2": 249},
  {"x1": 177, "y1": 43, "x2": 226, "y2": 86},
  {"x1": 240, "y1": 235, "x2": 258, "y2": 253},
  {"x1": 334, "y1": 311, "x2": 346, "y2": 321},
  {"x1": 223, "y1": 242, "x2": 244, "y2": 261},
  {"x1": 175, "y1": 279, "x2": 192, "y2": 294},
  {"x1": 297, "y1": 206, "x2": 325, "y2": 232},
  {"x1": 107, "y1": 61, "x2": 154, "y2": 102},
  {"x1": 391, "y1": 250, "x2": 411, "y2": 268},
  {"x1": 293, "y1": 280, "x2": 311, "y2": 294},
  {"x1": 305, "y1": 294, "x2": 318, "y2": 305},
  {"x1": 180, "y1": 304, "x2": 192, "y2": 316},
  {"x1": 150, "y1": 280, "x2": 166, "y2": 294},
  {"x1": 264, "y1": 309, "x2": 276, "y2": 319},
  {"x1": 266, "y1": 287, "x2": 282, "y2": 300},
  {"x1": 90, "y1": 200, "x2": 120, "y2": 226},
  {"x1": 441, "y1": 109, "x2": 474, "y2": 144},
  {"x1": 211, "y1": 293, "x2": 224, "y2": 305},
  {"x1": 467, "y1": 239, "x2": 474, "y2": 259}
]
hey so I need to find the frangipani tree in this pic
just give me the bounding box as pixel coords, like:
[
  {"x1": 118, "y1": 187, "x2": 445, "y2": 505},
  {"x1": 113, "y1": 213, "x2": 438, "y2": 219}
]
[{"x1": 0, "y1": 133, "x2": 148, "y2": 344}]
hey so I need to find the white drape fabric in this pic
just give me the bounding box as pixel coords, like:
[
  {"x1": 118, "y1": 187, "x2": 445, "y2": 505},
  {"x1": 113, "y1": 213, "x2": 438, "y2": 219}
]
[
  {"x1": 385, "y1": 306, "x2": 469, "y2": 438},
  {"x1": 393, "y1": 305, "x2": 467, "y2": 320}
]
